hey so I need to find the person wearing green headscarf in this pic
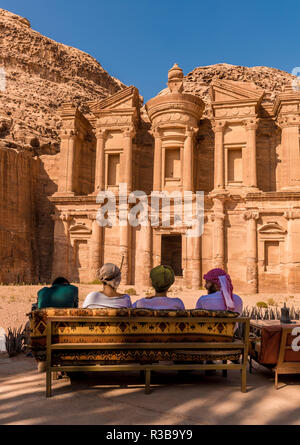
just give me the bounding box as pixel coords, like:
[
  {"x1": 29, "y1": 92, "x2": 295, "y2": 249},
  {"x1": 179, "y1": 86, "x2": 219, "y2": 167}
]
[{"x1": 133, "y1": 265, "x2": 185, "y2": 310}]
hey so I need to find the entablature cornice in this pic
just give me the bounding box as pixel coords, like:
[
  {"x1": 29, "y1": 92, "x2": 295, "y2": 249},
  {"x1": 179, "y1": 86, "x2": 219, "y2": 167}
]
[
  {"x1": 273, "y1": 91, "x2": 300, "y2": 116},
  {"x1": 212, "y1": 102, "x2": 258, "y2": 120},
  {"x1": 277, "y1": 114, "x2": 300, "y2": 128}
]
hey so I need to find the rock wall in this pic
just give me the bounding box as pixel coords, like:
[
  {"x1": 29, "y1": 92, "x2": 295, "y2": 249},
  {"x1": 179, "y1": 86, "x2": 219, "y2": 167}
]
[
  {"x1": 0, "y1": 8, "x2": 125, "y2": 283},
  {"x1": 0, "y1": 148, "x2": 39, "y2": 283}
]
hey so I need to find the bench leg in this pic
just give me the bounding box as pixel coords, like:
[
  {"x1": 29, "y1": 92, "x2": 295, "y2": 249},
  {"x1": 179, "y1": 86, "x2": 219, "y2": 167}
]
[
  {"x1": 275, "y1": 370, "x2": 279, "y2": 389},
  {"x1": 46, "y1": 369, "x2": 52, "y2": 398},
  {"x1": 249, "y1": 356, "x2": 253, "y2": 374},
  {"x1": 222, "y1": 360, "x2": 227, "y2": 377},
  {"x1": 145, "y1": 370, "x2": 151, "y2": 395},
  {"x1": 241, "y1": 367, "x2": 247, "y2": 393}
]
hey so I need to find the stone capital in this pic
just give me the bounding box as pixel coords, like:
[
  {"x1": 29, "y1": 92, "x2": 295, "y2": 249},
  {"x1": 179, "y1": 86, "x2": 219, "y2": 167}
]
[
  {"x1": 277, "y1": 115, "x2": 300, "y2": 128},
  {"x1": 61, "y1": 213, "x2": 72, "y2": 222},
  {"x1": 185, "y1": 126, "x2": 198, "y2": 138},
  {"x1": 95, "y1": 128, "x2": 108, "y2": 140},
  {"x1": 150, "y1": 126, "x2": 163, "y2": 139},
  {"x1": 211, "y1": 212, "x2": 225, "y2": 222},
  {"x1": 88, "y1": 213, "x2": 98, "y2": 221},
  {"x1": 243, "y1": 118, "x2": 259, "y2": 131},
  {"x1": 284, "y1": 209, "x2": 300, "y2": 220},
  {"x1": 212, "y1": 120, "x2": 227, "y2": 133},
  {"x1": 123, "y1": 126, "x2": 136, "y2": 138},
  {"x1": 51, "y1": 213, "x2": 61, "y2": 222},
  {"x1": 243, "y1": 210, "x2": 259, "y2": 221},
  {"x1": 60, "y1": 129, "x2": 76, "y2": 140}
]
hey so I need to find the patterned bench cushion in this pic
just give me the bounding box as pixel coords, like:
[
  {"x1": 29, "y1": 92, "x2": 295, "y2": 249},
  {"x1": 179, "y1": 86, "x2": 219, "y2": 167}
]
[{"x1": 29, "y1": 308, "x2": 240, "y2": 362}]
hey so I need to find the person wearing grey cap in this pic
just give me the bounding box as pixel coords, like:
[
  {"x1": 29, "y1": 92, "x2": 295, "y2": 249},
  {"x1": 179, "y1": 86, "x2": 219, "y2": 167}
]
[{"x1": 82, "y1": 263, "x2": 132, "y2": 309}]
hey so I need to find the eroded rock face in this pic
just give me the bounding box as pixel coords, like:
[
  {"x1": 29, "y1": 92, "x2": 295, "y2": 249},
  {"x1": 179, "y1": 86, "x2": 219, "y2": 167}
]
[
  {"x1": 0, "y1": 8, "x2": 125, "y2": 283},
  {"x1": 183, "y1": 63, "x2": 294, "y2": 115},
  {"x1": 0, "y1": 8, "x2": 125, "y2": 155}
]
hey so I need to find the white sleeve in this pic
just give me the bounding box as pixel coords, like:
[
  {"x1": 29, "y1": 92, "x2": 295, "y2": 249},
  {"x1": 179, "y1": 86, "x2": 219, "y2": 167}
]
[{"x1": 82, "y1": 292, "x2": 94, "y2": 308}]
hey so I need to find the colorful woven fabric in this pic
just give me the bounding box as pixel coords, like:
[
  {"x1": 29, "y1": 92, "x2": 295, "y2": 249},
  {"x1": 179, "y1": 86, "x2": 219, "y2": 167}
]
[{"x1": 29, "y1": 308, "x2": 240, "y2": 363}]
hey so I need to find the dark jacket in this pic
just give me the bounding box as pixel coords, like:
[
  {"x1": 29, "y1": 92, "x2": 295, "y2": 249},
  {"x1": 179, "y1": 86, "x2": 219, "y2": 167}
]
[{"x1": 37, "y1": 284, "x2": 78, "y2": 309}]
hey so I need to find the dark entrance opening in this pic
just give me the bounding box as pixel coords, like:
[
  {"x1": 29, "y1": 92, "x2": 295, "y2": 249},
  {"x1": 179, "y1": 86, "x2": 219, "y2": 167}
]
[{"x1": 161, "y1": 234, "x2": 182, "y2": 276}]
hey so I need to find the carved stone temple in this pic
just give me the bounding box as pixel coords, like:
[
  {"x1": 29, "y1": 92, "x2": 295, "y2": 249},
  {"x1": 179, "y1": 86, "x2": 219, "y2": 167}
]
[{"x1": 50, "y1": 64, "x2": 300, "y2": 293}]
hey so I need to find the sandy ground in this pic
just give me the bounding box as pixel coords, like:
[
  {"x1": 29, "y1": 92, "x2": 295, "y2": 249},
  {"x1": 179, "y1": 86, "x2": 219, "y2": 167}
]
[
  {"x1": 0, "y1": 284, "x2": 300, "y2": 331},
  {"x1": 0, "y1": 354, "x2": 300, "y2": 425}
]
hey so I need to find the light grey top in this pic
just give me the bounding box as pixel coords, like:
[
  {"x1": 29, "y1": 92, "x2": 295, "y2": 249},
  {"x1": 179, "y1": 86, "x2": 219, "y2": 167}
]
[
  {"x1": 133, "y1": 296, "x2": 185, "y2": 310},
  {"x1": 82, "y1": 291, "x2": 132, "y2": 309}
]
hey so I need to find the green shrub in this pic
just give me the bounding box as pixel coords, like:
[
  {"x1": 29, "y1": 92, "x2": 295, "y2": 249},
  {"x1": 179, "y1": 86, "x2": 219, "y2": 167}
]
[
  {"x1": 125, "y1": 288, "x2": 137, "y2": 296},
  {"x1": 89, "y1": 280, "x2": 102, "y2": 285},
  {"x1": 256, "y1": 301, "x2": 268, "y2": 308},
  {"x1": 267, "y1": 298, "x2": 276, "y2": 306}
]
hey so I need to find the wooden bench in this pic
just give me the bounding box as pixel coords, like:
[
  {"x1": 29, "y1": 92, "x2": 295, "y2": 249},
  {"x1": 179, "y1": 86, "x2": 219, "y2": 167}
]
[{"x1": 29, "y1": 308, "x2": 250, "y2": 397}]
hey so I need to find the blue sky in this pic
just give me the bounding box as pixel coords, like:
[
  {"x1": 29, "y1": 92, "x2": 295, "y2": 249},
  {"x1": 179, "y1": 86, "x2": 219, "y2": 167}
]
[{"x1": 2, "y1": 0, "x2": 300, "y2": 101}]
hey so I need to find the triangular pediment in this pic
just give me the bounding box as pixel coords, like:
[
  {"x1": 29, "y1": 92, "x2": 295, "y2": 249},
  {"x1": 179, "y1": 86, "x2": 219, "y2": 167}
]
[
  {"x1": 211, "y1": 79, "x2": 264, "y2": 103},
  {"x1": 89, "y1": 86, "x2": 140, "y2": 115}
]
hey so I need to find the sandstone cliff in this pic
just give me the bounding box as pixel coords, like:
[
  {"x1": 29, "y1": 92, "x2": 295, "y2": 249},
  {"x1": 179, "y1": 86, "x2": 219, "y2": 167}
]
[
  {"x1": 0, "y1": 8, "x2": 125, "y2": 155},
  {"x1": 183, "y1": 63, "x2": 294, "y2": 115}
]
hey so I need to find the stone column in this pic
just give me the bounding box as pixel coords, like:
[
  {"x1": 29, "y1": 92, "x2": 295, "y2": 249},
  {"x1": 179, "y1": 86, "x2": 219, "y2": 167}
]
[
  {"x1": 153, "y1": 127, "x2": 162, "y2": 191},
  {"x1": 120, "y1": 224, "x2": 130, "y2": 285},
  {"x1": 244, "y1": 119, "x2": 258, "y2": 188},
  {"x1": 137, "y1": 222, "x2": 152, "y2": 286},
  {"x1": 243, "y1": 210, "x2": 259, "y2": 293},
  {"x1": 185, "y1": 234, "x2": 201, "y2": 289},
  {"x1": 123, "y1": 127, "x2": 135, "y2": 193},
  {"x1": 94, "y1": 129, "x2": 107, "y2": 193},
  {"x1": 183, "y1": 127, "x2": 194, "y2": 191},
  {"x1": 211, "y1": 198, "x2": 225, "y2": 269},
  {"x1": 213, "y1": 121, "x2": 226, "y2": 189},
  {"x1": 52, "y1": 212, "x2": 71, "y2": 279},
  {"x1": 284, "y1": 210, "x2": 300, "y2": 292},
  {"x1": 278, "y1": 116, "x2": 300, "y2": 190},
  {"x1": 61, "y1": 213, "x2": 71, "y2": 280},
  {"x1": 57, "y1": 130, "x2": 77, "y2": 195},
  {"x1": 89, "y1": 213, "x2": 103, "y2": 281}
]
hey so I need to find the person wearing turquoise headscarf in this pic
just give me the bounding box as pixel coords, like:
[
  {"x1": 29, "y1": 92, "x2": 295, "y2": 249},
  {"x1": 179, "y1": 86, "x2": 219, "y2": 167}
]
[{"x1": 133, "y1": 265, "x2": 185, "y2": 310}]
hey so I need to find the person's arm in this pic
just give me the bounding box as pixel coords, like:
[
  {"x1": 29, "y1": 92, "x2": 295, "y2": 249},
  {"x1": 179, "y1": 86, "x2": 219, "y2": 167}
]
[
  {"x1": 73, "y1": 287, "x2": 79, "y2": 308},
  {"x1": 178, "y1": 299, "x2": 185, "y2": 310},
  {"x1": 37, "y1": 289, "x2": 44, "y2": 309},
  {"x1": 195, "y1": 296, "x2": 205, "y2": 309}
]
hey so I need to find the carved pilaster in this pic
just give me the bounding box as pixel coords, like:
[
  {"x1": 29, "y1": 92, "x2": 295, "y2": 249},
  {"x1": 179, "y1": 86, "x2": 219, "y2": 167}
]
[
  {"x1": 183, "y1": 126, "x2": 197, "y2": 191},
  {"x1": 212, "y1": 120, "x2": 227, "y2": 190},
  {"x1": 152, "y1": 126, "x2": 163, "y2": 192},
  {"x1": 123, "y1": 126, "x2": 136, "y2": 192},
  {"x1": 243, "y1": 118, "x2": 259, "y2": 189},
  {"x1": 243, "y1": 210, "x2": 259, "y2": 293},
  {"x1": 88, "y1": 213, "x2": 103, "y2": 281},
  {"x1": 211, "y1": 196, "x2": 225, "y2": 270},
  {"x1": 277, "y1": 115, "x2": 300, "y2": 189},
  {"x1": 94, "y1": 128, "x2": 107, "y2": 194},
  {"x1": 57, "y1": 129, "x2": 77, "y2": 195}
]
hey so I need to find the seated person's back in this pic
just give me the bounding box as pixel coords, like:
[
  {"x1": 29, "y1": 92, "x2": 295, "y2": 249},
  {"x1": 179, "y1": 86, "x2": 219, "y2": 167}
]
[
  {"x1": 133, "y1": 265, "x2": 185, "y2": 310},
  {"x1": 38, "y1": 277, "x2": 78, "y2": 309},
  {"x1": 196, "y1": 268, "x2": 243, "y2": 314},
  {"x1": 82, "y1": 263, "x2": 132, "y2": 309}
]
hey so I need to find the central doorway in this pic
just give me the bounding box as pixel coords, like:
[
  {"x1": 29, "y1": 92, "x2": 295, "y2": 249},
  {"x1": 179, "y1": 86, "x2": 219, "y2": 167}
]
[{"x1": 161, "y1": 234, "x2": 182, "y2": 276}]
